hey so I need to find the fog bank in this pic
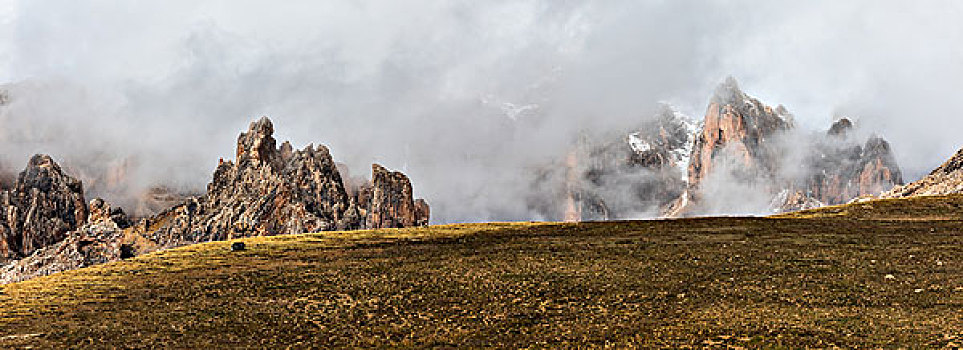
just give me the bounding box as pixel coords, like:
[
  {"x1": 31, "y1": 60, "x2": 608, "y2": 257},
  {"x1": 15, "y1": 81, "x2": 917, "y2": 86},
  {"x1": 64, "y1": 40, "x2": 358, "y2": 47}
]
[{"x1": 0, "y1": 1, "x2": 960, "y2": 222}]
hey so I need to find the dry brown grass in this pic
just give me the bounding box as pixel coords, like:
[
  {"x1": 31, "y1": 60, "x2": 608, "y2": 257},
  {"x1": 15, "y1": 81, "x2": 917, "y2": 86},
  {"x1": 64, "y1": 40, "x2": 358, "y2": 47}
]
[{"x1": 1, "y1": 199, "x2": 961, "y2": 348}]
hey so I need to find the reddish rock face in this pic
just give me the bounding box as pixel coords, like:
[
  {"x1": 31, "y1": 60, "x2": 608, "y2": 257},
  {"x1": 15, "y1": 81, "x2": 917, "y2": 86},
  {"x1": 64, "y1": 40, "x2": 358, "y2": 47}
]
[
  {"x1": 687, "y1": 77, "x2": 794, "y2": 194},
  {"x1": 856, "y1": 137, "x2": 903, "y2": 195},
  {"x1": 799, "y1": 124, "x2": 903, "y2": 211},
  {"x1": 414, "y1": 199, "x2": 430, "y2": 227},
  {"x1": 365, "y1": 164, "x2": 417, "y2": 229},
  {"x1": 672, "y1": 80, "x2": 902, "y2": 216}
]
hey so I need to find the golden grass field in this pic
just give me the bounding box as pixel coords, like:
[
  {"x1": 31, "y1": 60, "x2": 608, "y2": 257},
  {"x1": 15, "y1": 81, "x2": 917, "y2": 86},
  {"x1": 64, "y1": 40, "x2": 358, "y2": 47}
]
[{"x1": 1, "y1": 196, "x2": 962, "y2": 348}]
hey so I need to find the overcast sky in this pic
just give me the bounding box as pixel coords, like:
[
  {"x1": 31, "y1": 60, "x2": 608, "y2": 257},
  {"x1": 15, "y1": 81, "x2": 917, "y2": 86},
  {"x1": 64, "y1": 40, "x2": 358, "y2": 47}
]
[{"x1": 0, "y1": 1, "x2": 960, "y2": 222}]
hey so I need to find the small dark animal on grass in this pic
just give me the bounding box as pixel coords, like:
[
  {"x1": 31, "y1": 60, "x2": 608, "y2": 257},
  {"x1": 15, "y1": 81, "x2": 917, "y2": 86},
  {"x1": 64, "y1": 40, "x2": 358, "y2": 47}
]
[{"x1": 231, "y1": 242, "x2": 246, "y2": 252}]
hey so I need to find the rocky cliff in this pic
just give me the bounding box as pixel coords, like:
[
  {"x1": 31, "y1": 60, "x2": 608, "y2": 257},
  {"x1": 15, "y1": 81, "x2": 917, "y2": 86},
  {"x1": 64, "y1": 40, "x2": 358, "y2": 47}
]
[
  {"x1": 147, "y1": 117, "x2": 429, "y2": 247},
  {"x1": 796, "y1": 120, "x2": 903, "y2": 209},
  {"x1": 540, "y1": 77, "x2": 904, "y2": 219},
  {"x1": 1, "y1": 117, "x2": 430, "y2": 284},
  {"x1": 676, "y1": 79, "x2": 905, "y2": 216},
  {"x1": 0, "y1": 155, "x2": 88, "y2": 262},
  {"x1": 666, "y1": 77, "x2": 796, "y2": 216},
  {"x1": 0, "y1": 197, "x2": 133, "y2": 284},
  {"x1": 686, "y1": 77, "x2": 795, "y2": 192}
]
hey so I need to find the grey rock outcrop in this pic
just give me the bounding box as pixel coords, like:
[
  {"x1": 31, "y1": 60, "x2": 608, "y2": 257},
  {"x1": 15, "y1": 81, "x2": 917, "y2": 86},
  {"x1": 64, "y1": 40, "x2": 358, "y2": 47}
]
[
  {"x1": 1, "y1": 117, "x2": 430, "y2": 284},
  {"x1": 0, "y1": 155, "x2": 88, "y2": 262},
  {"x1": 148, "y1": 117, "x2": 429, "y2": 247}
]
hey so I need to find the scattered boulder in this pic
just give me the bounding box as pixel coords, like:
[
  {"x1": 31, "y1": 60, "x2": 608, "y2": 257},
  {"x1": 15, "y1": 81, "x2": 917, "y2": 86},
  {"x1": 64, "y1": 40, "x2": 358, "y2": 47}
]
[{"x1": 119, "y1": 244, "x2": 136, "y2": 259}]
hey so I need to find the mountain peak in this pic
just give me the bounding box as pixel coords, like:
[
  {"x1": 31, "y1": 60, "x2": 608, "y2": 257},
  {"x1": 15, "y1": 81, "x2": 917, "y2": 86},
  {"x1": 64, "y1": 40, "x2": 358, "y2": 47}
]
[
  {"x1": 827, "y1": 118, "x2": 854, "y2": 137},
  {"x1": 236, "y1": 116, "x2": 279, "y2": 165},
  {"x1": 710, "y1": 76, "x2": 746, "y2": 106}
]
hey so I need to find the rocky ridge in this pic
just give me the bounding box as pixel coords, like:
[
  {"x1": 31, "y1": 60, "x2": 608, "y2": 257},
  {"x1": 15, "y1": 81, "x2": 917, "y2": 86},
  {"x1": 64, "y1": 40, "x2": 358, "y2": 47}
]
[
  {"x1": 146, "y1": 117, "x2": 429, "y2": 248},
  {"x1": 1, "y1": 117, "x2": 429, "y2": 283},
  {"x1": 879, "y1": 147, "x2": 963, "y2": 198},
  {"x1": 534, "y1": 77, "x2": 904, "y2": 219},
  {"x1": 672, "y1": 78, "x2": 902, "y2": 215}
]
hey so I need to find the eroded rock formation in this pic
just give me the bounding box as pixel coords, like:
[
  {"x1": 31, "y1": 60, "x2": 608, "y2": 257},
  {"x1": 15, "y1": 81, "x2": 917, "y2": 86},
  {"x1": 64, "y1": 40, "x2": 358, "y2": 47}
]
[
  {"x1": 674, "y1": 79, "x2": 903, "y2": 216},
  {"x1": 537, "y1": 77, "x2": 904, "y2": 219},
  {"x1": 361, "y1": 164, "x2": 423, "y2": 229},
  {"x1": 1, "y1": 117, "x2": 430, "y2": 284},
  {"x1": 687, "y1": 77, "x2": 795, "y2": 192},
  {"x1": 799, "y1": 125, "x2": 903, "y2": 208},
  {"x1": 147, "y1": 117, "x2": 429, "y2": 247},
  {"x1": 0, "y1": 155, "x2": 88, "y2": 262},
  {"x1": 0, "y1": 198, "x2": 132, "y2": 284}
]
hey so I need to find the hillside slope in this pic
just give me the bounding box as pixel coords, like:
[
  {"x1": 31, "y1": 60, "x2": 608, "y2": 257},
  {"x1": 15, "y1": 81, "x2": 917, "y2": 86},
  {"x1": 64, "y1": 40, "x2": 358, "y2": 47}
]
[
  {"x1": 881, "y1": 147, "x2": 963, "y2": 198},
  {"x1": 1, "y1": 200, "x2": 961, "y2": 348}
]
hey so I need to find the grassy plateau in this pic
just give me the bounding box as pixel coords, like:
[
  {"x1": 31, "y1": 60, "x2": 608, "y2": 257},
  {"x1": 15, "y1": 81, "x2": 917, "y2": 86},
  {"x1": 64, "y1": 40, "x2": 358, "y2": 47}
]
[{"x1": 1, "y1": 196, "x2": 962, "y2": 348}]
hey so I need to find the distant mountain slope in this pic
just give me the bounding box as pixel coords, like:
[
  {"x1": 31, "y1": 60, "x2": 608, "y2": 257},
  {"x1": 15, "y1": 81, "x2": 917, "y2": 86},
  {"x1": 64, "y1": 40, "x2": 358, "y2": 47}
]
[
  {"x1": 534, "y1": 77, "x2": 905, "y2": 220},
  {"x1": 880, "y1": 147, "x2": 963, "y2": 198},
  {"x1": 777, "y1": 193, "x2": 963, "y2": 221},
  {"x1": 528, "y1": 104, "x2": 697, "y2": 221}
]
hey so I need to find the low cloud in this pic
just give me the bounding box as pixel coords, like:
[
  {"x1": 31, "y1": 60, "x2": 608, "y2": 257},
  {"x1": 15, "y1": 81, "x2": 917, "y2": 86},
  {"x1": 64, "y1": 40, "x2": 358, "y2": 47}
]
[{"x1": 0, "y1": 1, "x2": 959, "y2": 222}]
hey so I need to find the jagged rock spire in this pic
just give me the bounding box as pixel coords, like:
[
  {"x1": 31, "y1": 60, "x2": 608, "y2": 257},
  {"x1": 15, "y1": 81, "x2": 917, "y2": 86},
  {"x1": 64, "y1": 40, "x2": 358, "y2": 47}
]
[
  {"x1": 236, "y1": 116, "x2": 280, "y2": 166},
  {"x1": 0, "y1": 154, "x2": 87, "y2": 260},
  {"x1": 827, "y1": 118, "x2": 854, "y2": 137},
  {"x1": 148, "y1": 117, "x2": 430, "y2": 246},
  {"x1": 710, "y1": 76, "x2": 747, "y2": 106}
]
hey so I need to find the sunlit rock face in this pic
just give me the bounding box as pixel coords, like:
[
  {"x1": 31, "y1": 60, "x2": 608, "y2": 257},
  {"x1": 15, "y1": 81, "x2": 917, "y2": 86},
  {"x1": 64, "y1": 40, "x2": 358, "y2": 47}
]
[
  {"x1": 880, "y1": 146, "x2": 963, "y2": 198},
  {"x1": 668, "y1": 77, "x2": 796, "y2": 216},
  {"x1": 538, "y1": 77, "x2": 905, "y2": 220}
]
